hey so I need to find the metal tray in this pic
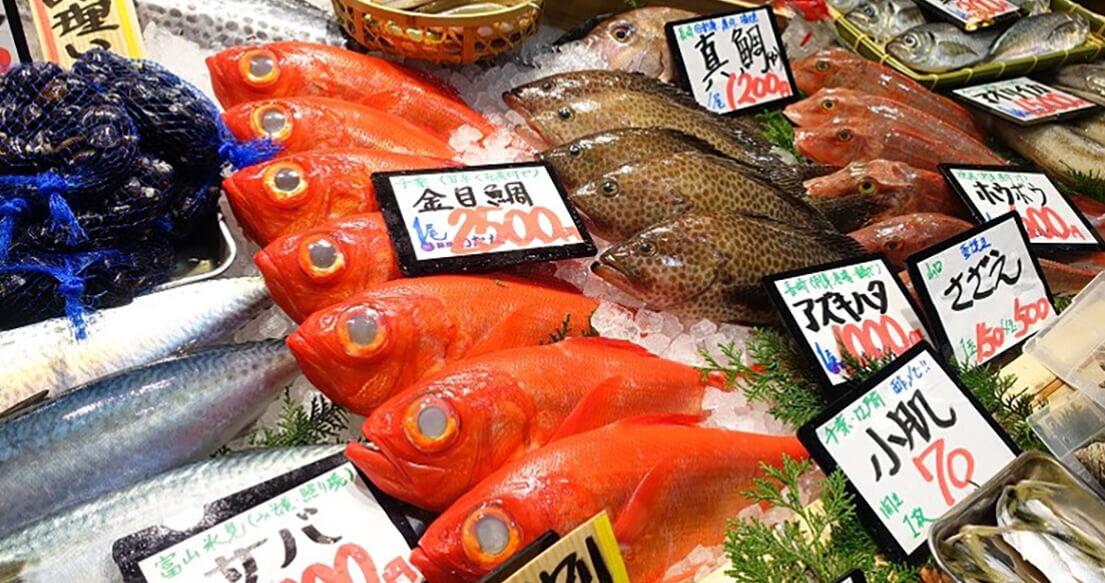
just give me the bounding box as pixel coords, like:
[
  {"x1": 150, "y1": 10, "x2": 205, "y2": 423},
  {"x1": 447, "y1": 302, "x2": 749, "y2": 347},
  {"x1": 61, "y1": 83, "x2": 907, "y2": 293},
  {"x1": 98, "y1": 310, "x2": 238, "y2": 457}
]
[{"x1": 153, "y1": 212, "x2": 238, "y2": 292}]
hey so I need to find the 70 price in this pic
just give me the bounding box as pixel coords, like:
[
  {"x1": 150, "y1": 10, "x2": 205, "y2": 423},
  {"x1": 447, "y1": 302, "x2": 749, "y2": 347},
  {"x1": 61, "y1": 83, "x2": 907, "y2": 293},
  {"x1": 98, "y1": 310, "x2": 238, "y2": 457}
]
[{"x1": 913, "y1": 437, "x2": 975, "y2": 506}]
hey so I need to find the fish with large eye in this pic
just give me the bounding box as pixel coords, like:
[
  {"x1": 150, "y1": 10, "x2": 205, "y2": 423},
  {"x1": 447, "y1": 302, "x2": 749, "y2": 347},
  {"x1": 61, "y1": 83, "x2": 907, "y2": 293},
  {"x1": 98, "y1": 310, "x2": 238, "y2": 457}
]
[
  {"x1": 253, "y1": 104, "x2": 292, "y2": 140},
  {"x1": 240, "y1": 49, "x2": 279, "y2": 86},
  {"x1": 339, "y1": 306, "x2": 387, "y2": 356},
  {"x1": 298, "y1": 235, "x2": 346, "y2": 279},
  {"x1": 462, "y1": 506, "x2": 521, "y2": 567},
  {"x1": 404, "y1": 395, "x2": 459, "y2": 452},
  {"x1": 263, "y1": 162, "x2": 307, "y2": 204}
]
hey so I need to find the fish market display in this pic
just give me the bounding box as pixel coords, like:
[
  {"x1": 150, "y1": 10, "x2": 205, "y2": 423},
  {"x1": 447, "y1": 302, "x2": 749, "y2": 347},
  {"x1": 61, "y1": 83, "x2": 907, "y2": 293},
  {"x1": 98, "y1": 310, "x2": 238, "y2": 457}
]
[
  {"x1": 987, "y1": 119, "x2": 1105, "y2": 186},
  {"x1": 410, "y1": 416, "x2": 809, "y2": 583},
  {"x1": 348, "y1": 337, "x2": 725, "y2": 511},
  {"x1": 0, "y1": 446, "x2": 341, "y2": 583},
  {"x1": 887, "y1": 23, "x2": 999, "y2": 73},
  {"x1": 847, "y1": 0, "x2": 925, "y2": 44},
  {"x1": 0, "y1": 277, "x2": 269, "y2": 415},
  {"x1": 222, "y1": 97, "x2": 458, "y2": 159},
  {"x1": 503, "y1": 70, "x2": 808, "y2": 188},
  {"x1": 850, "y1": 213, "x2": 975, "y2": 268},
  {"x1": 792, "y1": 48, "x2": 979, "y2": 133},
  {"x1": 795, "y1": 117, "x2": 1007, "y2": 170},
  {"x1": 569, "y1": 152, "x2": 831, "y2": 241},
  {"x1": 222, "y1": 148, "x2": 457, "y2": 245},
  {"x1": 943, "y1": 525, "x2": 1049, "y2": 582},
  {"x1": 0, "y1": 340, "x2": 296, "y2": 537},
  {"x1": 133, "y1": 0, "x2": 350, "y2": 49},
  {"x1": 288, "y1": 276, "x2": 600, "y2": 413},
  {"x1": 784, "y1": 87, "x2": 986, "y2": 141},
  {"x1": 538, "y1": 128, "x2": 729, "y2": 190},
  {"x1": 989, "y1": 13, "x2": 1090, "y2": 63},
  {"x1": 594, "y1": 213, "x2": 866, "y2": 324},
  {"x1": 207, "y1": 42, "x2": 496, "y2": 138},
  {"x1": 255, "y1": 213, "x2": 401, "y2": 322},
  {"x1": 1055, "y1": 62, "x2": 1105, "y2": 103},
  {"x1": 579, "y1": 7, "x2": 700, "y2": 82},
  {"x1": 997, "y1": 479, "x2": 1105, "y2": 583},
  {"x1": 805, "y1": 160, "x2": 967, "y2": 218}
]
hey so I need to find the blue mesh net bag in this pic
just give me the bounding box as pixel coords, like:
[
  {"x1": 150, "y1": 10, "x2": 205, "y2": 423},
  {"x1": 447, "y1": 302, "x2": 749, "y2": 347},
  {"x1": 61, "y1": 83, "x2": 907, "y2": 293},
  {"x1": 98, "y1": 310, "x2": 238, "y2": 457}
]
[{"x1": 0, "y1": 50, "x2": 278, "y2": 336}]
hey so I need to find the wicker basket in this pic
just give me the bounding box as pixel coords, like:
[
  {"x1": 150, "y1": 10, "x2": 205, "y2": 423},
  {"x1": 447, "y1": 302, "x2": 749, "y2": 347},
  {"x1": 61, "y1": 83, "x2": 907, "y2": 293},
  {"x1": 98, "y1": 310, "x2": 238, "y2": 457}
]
[
  {"x1": 332, "y1": 0, "x2": 545, "y2": 64},
  {"x1": 831, "y1": 0, "x2": 1105, "y2": 89}
]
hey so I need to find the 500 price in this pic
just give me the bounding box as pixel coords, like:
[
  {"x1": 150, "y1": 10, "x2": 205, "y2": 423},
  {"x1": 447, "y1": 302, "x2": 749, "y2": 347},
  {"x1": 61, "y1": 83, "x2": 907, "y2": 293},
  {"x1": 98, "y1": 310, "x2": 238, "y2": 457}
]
[
  {"x1": 1013, "y1": 92, "x2": 1087, "y2": 116},
  {"x1": 448, "y1": 206, "x2": 582, "y2": 254}
]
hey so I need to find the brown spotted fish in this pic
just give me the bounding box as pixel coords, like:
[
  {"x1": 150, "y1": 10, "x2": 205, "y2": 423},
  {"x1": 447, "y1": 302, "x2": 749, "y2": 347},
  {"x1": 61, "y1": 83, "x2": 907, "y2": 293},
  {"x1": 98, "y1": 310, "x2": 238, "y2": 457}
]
[{"x1": 593, "y1": 213, "x2": 867, "y2": 324}]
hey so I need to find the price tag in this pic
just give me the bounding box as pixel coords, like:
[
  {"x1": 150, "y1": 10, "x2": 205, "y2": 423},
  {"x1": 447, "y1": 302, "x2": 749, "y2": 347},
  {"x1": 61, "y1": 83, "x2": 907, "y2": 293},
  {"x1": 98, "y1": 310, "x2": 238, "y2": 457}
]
[
  {"x1": 484, "y1": 512, "x2": 630, "y2": 583},
  {"x1": 665, "y1": 7, "x2": 798, "y2": 115},
  {"x1": 114, "y1": 453, "x2": 424, "y2": 583},
  {"x1": 914, "y1": 0, "x2": 1020, "y2": 30},
  {"x1": 1, "y1": 0, "x2": 31, "y2": 71},
  {"x1": 26, "y1": 0, "x2": 145, "y2": 67},
  {"x1": 906, "y1": 213, "x2": 1056, "y2": 367},
  {"x1": 372, "y1": 161, "x2": 596, "y2": 277},
  {"x1": 834, "y1": 570, "x2": 868, "y2": 583},
  {"x1": 798, "y1": 343, "x2": 1020, "y2": 562},
  {"x1": 940, "y1": 164, "x2": 1104, "y2": 253},
  {"x1": 763, "y1": 255, "x2": 929, "y2": 390},
  {"x1": 952, "y1": 77, "x2": 1099, "y2": 125}
]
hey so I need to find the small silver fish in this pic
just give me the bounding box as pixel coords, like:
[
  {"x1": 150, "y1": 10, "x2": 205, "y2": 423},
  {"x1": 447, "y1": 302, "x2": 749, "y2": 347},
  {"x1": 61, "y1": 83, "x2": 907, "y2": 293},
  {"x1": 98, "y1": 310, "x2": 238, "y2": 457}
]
[
  {"x1": 0, "y1": 340, "x2": 296, "y2": 538},
  {"x1": 847, "y1": 0, "x2": 926, "y2": 44},
  {"x1": 987, "y1": 118, "x2": 1105, "y2": 186},
  {"x1": 887, "y1": 23, "x2": 999, "y2": 72},
  {"x1": 0, "y1": 446, "x2": 341, "y2": 583},
  {"x1": 997, "y1": 479, "x2": 1105, "y2": 583},
  {"x1": 1056, "y1": 63, "x2": 1105, "y2": 102},
  {"x1": 989, "y1": 12, "x2": 1089, "y2": 63},
  {"x1": 942, "y1": 525, "x2": 1048, "y2": 583}
]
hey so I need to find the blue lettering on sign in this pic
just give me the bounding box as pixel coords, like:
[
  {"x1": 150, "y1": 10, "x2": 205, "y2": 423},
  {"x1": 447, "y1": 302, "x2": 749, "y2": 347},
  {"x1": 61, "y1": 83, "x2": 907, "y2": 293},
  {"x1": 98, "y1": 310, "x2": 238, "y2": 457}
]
[
  {"x1": 413, "y1": 217, "x2": 448, "y2": 252},
  {"x1": 740, "y1": 11, "x2": 758, "y2": 24},
  {"x1": 815, "y1": 342, "x2": 843, "y2": 374}
]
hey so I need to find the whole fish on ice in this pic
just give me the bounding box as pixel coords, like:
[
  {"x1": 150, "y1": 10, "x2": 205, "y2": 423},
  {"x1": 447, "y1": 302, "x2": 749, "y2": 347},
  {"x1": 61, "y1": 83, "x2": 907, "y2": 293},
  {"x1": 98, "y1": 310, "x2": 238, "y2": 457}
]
[
  {"x1": 804, "y1": 160, "x2": 969, "y2": 221},
  {"x1": 846, "y1": 0, "x2": 925, "y2": 44},
  {"x1": 989, "y1": 13, "x2": 1089, "y2": 63},
  {"x1": 987, "y1": 118, "x2": 1105, "y2": 187},
  {"x1": 795, "y1": 117, "x2": 1007, "y2": 170},
  {"x1": 785, "y1": 87, "x2": 986, "y2": 142},
  {"x1": 887, "y1": 23, "x2": 999, "y2": 73}
]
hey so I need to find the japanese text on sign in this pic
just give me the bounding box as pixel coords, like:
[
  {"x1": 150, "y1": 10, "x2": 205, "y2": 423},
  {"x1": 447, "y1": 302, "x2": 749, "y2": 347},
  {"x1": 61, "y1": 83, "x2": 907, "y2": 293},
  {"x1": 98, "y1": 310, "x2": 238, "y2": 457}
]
[
  {"x1": 809, "y1": 347, "x2": 1017, "y2": 557},
  {"x1": 136, "y1": 463, "x2": 421, "y2": 583},
  {"x1": 909, "y1": 214, "x2": 1056, "y2": 366},
  {"x1": 503, "y1": 513, "x2": 629, "y2": 583},
  {"x1": 920, "y1": 0, "x2": 1018, "y2": 29},
  {"x1": 27, "y1": 0, "x2": 144, "y2": 66},
  {"x1": 668, "y1": 8, "x2": 795, "y2": 114},
  {"x1": 953, "y1": 78, "x2": 1097, "y2": 124},
  {"x1": 767, "y1": 258, "x2": 928, "y2": 386},
  {"x1": 1, "y1": 3, "x2": 26, "y2": 73},
  {"x1": 944, "y1": 167, "x2": 1101, "y2": 249}
]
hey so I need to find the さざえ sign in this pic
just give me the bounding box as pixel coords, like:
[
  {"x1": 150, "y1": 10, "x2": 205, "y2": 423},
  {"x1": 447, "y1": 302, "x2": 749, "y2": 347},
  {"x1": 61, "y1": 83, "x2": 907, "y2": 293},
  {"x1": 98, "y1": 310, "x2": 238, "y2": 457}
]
[
  {"x1": 952, "y1": 77, "x2": 1098, "y2": 125},
  {"x1": 763, "y1": 255, "x2": 929, "y2": 389},
  {"x1": 799, "y1": 344, "x2": 1019, "y2": 562},
  {"x1": 907, "y1": 213, "x2": 1057, "y2": 367},
  {"x1": 940, "y1": 165, "x2": 1104, "y2": 252},
  {"x1": 373, "y1": 161, "x2": 595, "y2": 277},
  {"x1": 666, "y1": 7, "x2": 797, "y2": 115}
]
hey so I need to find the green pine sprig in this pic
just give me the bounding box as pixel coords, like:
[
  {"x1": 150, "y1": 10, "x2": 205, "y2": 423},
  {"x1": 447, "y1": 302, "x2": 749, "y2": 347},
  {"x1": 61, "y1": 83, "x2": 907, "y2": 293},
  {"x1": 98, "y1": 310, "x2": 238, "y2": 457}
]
[
  {"x1": 755, "y1": 110, "x2": 803, "y2": 161},
  {"x1": 246, "y1": 389, "x2": 349, "y2": 448}
]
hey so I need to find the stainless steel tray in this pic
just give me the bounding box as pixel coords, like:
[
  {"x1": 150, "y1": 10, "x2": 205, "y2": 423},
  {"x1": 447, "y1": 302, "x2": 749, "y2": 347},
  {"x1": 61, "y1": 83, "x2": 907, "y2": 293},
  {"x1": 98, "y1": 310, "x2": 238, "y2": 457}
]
[{"x1": 153, "y1": 212, "x2": 238, "y2": 291}]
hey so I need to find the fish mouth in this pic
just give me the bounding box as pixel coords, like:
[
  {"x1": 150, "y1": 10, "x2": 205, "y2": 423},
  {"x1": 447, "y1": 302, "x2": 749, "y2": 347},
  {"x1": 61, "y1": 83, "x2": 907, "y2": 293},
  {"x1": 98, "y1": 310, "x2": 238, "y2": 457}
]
[
  {"x1": 205, "y1": 55, "x2": 229, "y2": 108},
  {"x1": 220, "y1": 176, "x2": 264, "y2": 244},
  {"x1": 253, "y1": 249, "x2": 306, "y2": 322},
  {"x1": 345, "y1": 441, "x2": 417, "y2": 497},
  {"x1": 591, "y1": 261, "x2": 639, "y2": 295},
  {"x1": 410, "y1": 547, "x2": 467, "y2": 583},
  {"x1": 501, "y1": 89, "x2": 528, "y2": 115}
]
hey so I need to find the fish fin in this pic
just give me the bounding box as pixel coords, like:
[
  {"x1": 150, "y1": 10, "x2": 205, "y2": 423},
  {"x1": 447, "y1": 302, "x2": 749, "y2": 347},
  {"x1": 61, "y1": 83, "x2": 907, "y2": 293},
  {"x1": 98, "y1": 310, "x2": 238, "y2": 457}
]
[
  {"x1": 614, "y1": 458, "x2": 682, "y2": 544},
  {"x1": 549, "y1": 377, "x2": 635, "y2": 441},
  {"x1": 809, "y1": 193, "x2": 890, "y2": 232},
  {"x1": 0, "y1": 390, "x2": 48, "y2": 421},
  {"x1": 0, "y1": 561, "x2": 26, "y2": 583},
  {"x1": 560, "y1": 337, "x2": 657, "y2": 358}
]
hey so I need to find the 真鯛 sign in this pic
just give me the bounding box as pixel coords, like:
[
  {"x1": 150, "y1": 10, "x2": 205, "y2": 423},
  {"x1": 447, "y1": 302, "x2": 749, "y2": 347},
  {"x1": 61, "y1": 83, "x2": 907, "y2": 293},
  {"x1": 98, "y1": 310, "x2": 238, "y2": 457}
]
[
  {"x1": 666, "y1": 7, "x2": 797, "y2": 115},
  {"x1": 373, "y1": 162, "x2": 595, "y2": 277},
  {"x1": 952, "y1": 77, "x2": 1098, "y2": 125},
  {"x1": 799, "y1": 344, "x2": 1019, "y2": 562}
]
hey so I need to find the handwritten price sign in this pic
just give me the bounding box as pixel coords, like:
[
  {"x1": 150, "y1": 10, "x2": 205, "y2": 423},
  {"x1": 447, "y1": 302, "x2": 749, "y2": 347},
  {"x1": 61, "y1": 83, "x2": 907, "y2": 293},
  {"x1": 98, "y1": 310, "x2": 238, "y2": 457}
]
[
  {"x1": 941, "y1": 165, "x2": 1105, "y2": 252},
  {"x1": 666, "y1": 7, "x2": 798, "y2": 115},
  {"x1": 373, "y1": 162, "x2": 596, "y2": 277},
  {"x1": 953, "y1": 78, "x2": 1098, "y2": 125},
  {"x1": 799, "y1": 344, "x2": 1019, "y2": 562},
  {"x1": 763, "y1": 255, "x2": 929, "y2": 389},
  {"x1": 907, "y1": 213, "x2": 1057, "y2": 367},
  {"x1": 917, "y1": 0, "x2": 1019, "y2": 29}
]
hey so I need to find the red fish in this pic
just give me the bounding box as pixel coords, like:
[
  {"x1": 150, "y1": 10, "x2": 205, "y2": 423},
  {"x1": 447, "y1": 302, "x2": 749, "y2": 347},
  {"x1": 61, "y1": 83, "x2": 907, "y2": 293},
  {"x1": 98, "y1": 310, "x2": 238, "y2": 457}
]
[
  {"x1": 850, "y1": 213, "x2": 974, "y2": 268},
  {"x1": 805, "y1": 160, "x2": 969, "y2": 222},
  {"x1": 207, "y1": 42, "x2": 496, "y2": 139},
  {"x1": 794, "y1": 118, "x2": 1007, "y2": 171},
  {"x1": 784, "y1": 87, "x2": 985, "y2": 142},
  {"x1": 791, "y1": 48, "x2": 980, "y2": 136},
  {"x1": 222, "y1": 148, "x2": 456, "y2": 245},
  {"x1": 1071, "y1": 193, "x2": 1105, "y2": 239},
  {"x1": 222, "y1": 97, "x2": 458, "y2": 159},
  {"x1": 347, "y1": 338, "x2": 725, "y2": 511},
  {"x1": 410, "y1": 416, "x2": 808, "y2": 583},
  {"x1": 287, "y1": 276, "x2": 600, "y2": 414},
  {"x1": 255, "y1": 214, "x2": 401, "y2": 322}
]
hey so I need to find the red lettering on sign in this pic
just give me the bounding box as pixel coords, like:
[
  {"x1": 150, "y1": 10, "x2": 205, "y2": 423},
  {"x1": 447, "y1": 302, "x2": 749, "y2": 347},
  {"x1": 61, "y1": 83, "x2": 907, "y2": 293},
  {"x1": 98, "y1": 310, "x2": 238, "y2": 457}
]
[
  {"x1": 832, "y1": 315, "x2": 924, "y2": 361},
  {"x1": 448, "y1": 206, "x2": 581, "y2": 254},
  {"x1": 1021, "y1": 206, "x2": 1085, "y2": 241},
  {"x1": 298, "y1": 543, "x2": 380, "y2": 583},
  {"x1": 913, "y1": 438, "x2": 976, "y2": 506},
  {"x1": 953, "y1": 0, "x2": 1011, "y2": 18},
  {"x1": 727, "y1": 71, "x2": 791, "y2": 108},
  {"x1": 1012, "y1": 92, "x2": 1088, "y2": 116},
  {"x1": 975, "y1": 321, "x2": 1004, "y2": 362},
  {"x1": 1014, "y1": 296, "x2": 1050, "y2": 338}
]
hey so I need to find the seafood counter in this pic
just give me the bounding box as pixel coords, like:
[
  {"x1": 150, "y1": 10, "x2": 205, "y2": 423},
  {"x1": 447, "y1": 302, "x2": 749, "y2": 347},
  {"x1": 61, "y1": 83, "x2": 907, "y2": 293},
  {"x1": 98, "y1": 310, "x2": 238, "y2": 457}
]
[{"x1": 6, "y1": 2, "x2": 1105, "y2": 583}]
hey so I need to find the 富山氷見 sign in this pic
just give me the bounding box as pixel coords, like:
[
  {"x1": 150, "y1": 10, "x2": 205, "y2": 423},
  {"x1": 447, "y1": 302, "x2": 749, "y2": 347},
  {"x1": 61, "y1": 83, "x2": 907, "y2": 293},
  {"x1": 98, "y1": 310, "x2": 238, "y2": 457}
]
[
  {"x1": 763, "y1": 255, "x2": 929, "y2": 390},
  {"x1": 665, "y1": 7, "x2": 798, "y2": 115},
  {"x1": 952, "y1": 77, "x2": 1098, "y2": 125},
  {"x1": 114, "y1": 453, "x2": 422, "y2": 583},
  {"x1": 373, "y1": 161, "x2": 596, "y2": 277},
  {"x1": 940, "y1": 164, "x2": 1104, "y2": 253},
  {"x1": 906, "y1": 213, "x2": 1057, "y2": 367},
  {"x1": 799, "y1": 344, "x2": 1019, "y2": 562}
]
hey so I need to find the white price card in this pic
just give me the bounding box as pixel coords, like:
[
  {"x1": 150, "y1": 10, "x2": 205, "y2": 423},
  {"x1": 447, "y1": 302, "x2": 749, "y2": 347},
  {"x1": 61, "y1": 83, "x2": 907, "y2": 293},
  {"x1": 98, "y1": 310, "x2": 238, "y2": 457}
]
[
  {"x1": 665, "y1": 7, "x2": 797, "y2": 115},
  {"x1": 763, "y1": 255, "x2": 929, "y2": 389},
  {"x1": 373, "y1": 161, "x2": 595, "y2": 277},
  {"x1": 907, "y1": 213, "x2": 1057, "y2": 367},
  {"x1": 941, "y1": 164, "x2": 1104, "y2": 252},
  {"x1": 913, "y1": 0, "x2": 1019, "y2": 31},
  {"x1": 114, "y1": 454, "x2": 423, "y2": 583},
  {"x1": 952, "y1": 77, "x2": 1098, "y2": 125},
  {"x1": 799, "y1": 344, "x2": 1019, "y2": 562}
]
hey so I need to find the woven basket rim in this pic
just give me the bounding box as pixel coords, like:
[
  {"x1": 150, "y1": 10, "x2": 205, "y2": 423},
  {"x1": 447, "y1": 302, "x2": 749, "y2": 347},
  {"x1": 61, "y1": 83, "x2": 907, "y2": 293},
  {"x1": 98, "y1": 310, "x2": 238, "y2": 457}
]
[{"x1": 346, "y1": 0, "x2": 544, "y2": 26}]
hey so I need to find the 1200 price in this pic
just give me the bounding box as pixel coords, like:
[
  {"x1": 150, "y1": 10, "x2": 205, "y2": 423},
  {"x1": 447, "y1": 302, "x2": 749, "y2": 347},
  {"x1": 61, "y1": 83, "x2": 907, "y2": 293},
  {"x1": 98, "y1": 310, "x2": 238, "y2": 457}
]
[{"x1": 727, "y1": 72, "x2": 791, "y2": 107}]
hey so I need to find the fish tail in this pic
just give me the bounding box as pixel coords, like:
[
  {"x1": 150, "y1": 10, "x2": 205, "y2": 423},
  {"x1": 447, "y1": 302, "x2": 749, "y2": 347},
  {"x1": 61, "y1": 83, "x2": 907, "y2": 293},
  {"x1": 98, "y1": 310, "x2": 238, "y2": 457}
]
[{"x1": 808, "y1": 193, "x2": 891, "y2": 233}]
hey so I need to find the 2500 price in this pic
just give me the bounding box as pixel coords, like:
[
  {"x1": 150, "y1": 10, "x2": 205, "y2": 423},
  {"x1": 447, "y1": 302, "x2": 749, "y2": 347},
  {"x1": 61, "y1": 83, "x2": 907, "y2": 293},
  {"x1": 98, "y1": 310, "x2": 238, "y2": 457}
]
[{"x1": 448, "y1": 206, "x2": 582, "y2": 254}]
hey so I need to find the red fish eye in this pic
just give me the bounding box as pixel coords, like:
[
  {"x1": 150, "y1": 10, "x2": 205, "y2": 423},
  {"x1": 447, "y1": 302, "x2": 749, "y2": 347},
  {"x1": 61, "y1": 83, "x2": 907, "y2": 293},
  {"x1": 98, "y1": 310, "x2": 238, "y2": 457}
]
[
  {"x1": 837, "y1": 129, "x2": 853, "y2": 142},
  {"x1": 262, "y1": 162, "x2": 308, "y2": 206},
  {"x1": 251, "y1": 104, "x2": 292, "y2": 140},
  {"x1": 403, "y1": 395, "x2": 459, "y2": 452},
  {"x1": 858, "y1": 178, "x2": 877, "y2": 194},
  {"x1": 338, "y1": 306, "x2": 388, "y2": 357},
  {"x1": 298, "y1": 235, "x2": 346, "y2": 280},
  {"x1": 462, "y1": 505, "x2": 521, "y2": 568},
  {"x1": 815, "y1": 59, "x2": 830, "y2": 72},
  {"x1": 820, "y1": 99, "x2": 835, "y2": 111},
  {"x1": 239, "y1": 49, "x2": 279, "y2": 86}
]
